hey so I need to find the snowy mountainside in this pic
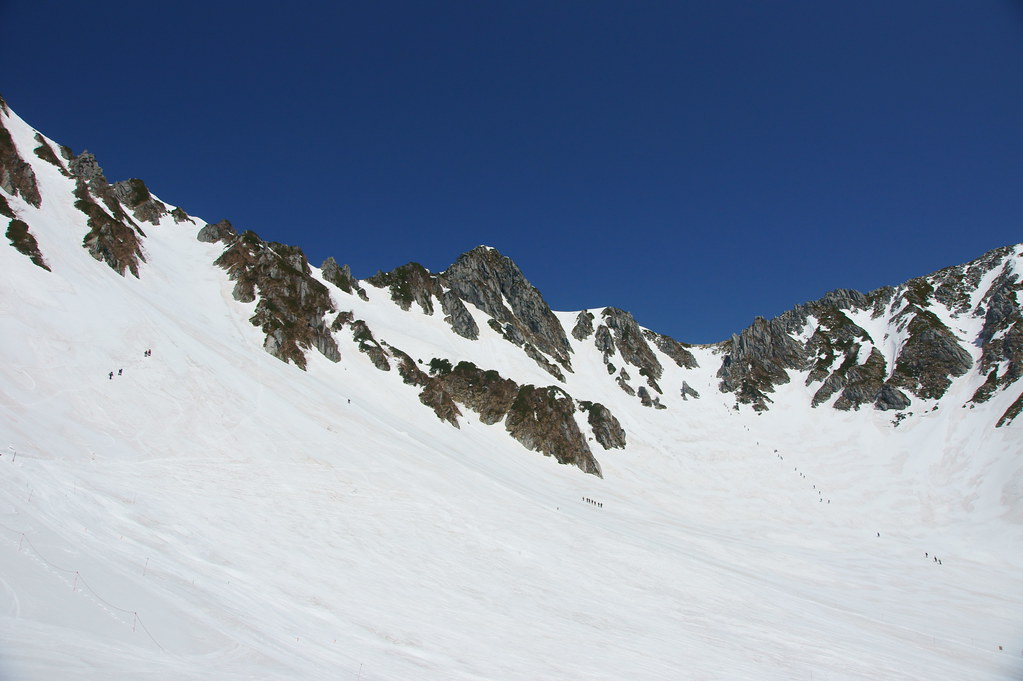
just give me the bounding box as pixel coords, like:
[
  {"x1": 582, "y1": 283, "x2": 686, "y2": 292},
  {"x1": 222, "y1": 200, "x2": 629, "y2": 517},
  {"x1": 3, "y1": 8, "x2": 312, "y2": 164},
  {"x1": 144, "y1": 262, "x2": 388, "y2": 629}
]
[{"x1": 1, "y1": 98, "x2": 1022, "y2": 681}]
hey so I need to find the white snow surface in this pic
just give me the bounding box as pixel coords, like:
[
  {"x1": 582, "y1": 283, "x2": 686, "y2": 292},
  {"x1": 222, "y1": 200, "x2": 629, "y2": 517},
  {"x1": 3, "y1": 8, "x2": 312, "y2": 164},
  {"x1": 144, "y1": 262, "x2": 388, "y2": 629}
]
[{"x1": 1, "y1": 105, "x2": 1022, "y2": 681}]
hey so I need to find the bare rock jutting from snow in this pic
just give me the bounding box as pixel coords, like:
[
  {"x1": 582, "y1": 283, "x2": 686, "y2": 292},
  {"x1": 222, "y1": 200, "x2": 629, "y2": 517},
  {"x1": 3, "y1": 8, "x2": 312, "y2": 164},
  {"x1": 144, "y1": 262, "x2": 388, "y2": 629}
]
[
  {"x1": 346, "y1": 342, "x2": 613, "y2": 475},
  {"x1": 715, "y1": 245, "x2": 1021, "y2": 414},
  {"x1": 572, "y1": 310, "x2": 595, "y2": 340},
  {"x1": 68, "y1": 150, "x2": 147, "y2": 278},
  {"x1": 578, "y1": 401, "x2": 627, "y2": 449},
  {"x1": 321, "y1": 257, "x2": 369, "y2": 301},
  {"x1": 441, "y1": 246, "x2": 574, "y2": 372},
  {"x1": 600, "y1": 307, "x2": 663, "y2": 387},
  {"x1": 197, "y1": 219, "x2": 237, "y2": 243},
  {"x1": 32, "y1": 132, "x2": 70, "y2": 177},
  {"x1": 0, "y1": 110, "x2": 41, "y2": 207},
  {"x1": 440, "y1": 288, "x2": 479, "y2": 340},
  {"x1": 643, "y1": 328, "x2": 699, "y2": 369},
  {"x1": 111, "y1": 178, "x2": 168, "y2": 225},
  {"x1": 212, "y1": 230, "x2": 340, "y2": 368},
  {"x1": 680, "y1": 381, "x2": 700, "y2": 400},
  {"x1": 505, "y1": 384, "x2": 602, "y2": 477},
  {"x1": 6, "y1": 218, "x2": 50, "y2": 270},
  {"x1": 366, "y1": 261, "x2": 443, "y2": 314}
]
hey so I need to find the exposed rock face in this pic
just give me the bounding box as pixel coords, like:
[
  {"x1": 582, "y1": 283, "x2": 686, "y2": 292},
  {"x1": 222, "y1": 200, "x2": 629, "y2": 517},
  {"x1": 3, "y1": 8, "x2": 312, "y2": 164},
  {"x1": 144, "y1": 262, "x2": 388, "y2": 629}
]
[
  {"x1": 440, "y1": 289, "x2": 479, "y2": 340},
  {"x1": 971, "y1": 263, "x2": 1023, "y2": 403},
  {"x1": 600, "y1": 308, "x2": 663, "y2": 385},
  {"x1": 213, "y1": 231, "x2": 340, "y2": 368},
  {"x1": 112, "y1": 178, "x2": 167, "y2": 225},
  {"x1": 367, "y1": 262, "x2": 443, "y2": 314},
  {"x1": 197, "y1": 219, "x2": 237, "y2": 243},
  {"x1": 0, "y1": 115, "x2": 41, "y2": 208},
  {"x1": 572, "y1": 310, "x2": 595, "y2": 340},
  {"x1": 321, "y1": 257, "x2": 369, "y2": 301},
  {"x1": 171, "y1": 207, "x2": 193, "y2": 224},
  {"x1": 887, "y1": 308, "x2": 972, "y2": 400},
  {"x1": 347, "y1": 343, "x2": 616, "y2": 475},
  {"x1": 6, "y1": 218, "x2": 50, "y2": 271},
  {"x1": 716, "y1": 247, "x2": 1022, "y2": 414},
  {"x1": 32, "y1": 133, "x2": 69, "y2": 176},
  {"x1": 336, "y1": 317, "x2": 390, "y2": 371},
  {"x1": 680, "y1": 381, "x2": 700, "y2": 400},
  {"x1": 505, "y1": 385, "x2": 601, "y2": 476},
  {"x1": 68, "y1": 151, "x2": 105, "y2": 184},
  {"x1": 441, "y1": 246, "x2": 574, "y2": 371},
  {"x1": 65, "y1": 150, "x2": 149, "y2": 277},
  {"x1": 579, "y1": 401, "x2": 627, "y2": 450},
  {"x1": 643, "y1": 329, "x2": 698, "y2": 369},
  {"x1": 717, "y1": 316, "x2": 806, "y2": 411}
]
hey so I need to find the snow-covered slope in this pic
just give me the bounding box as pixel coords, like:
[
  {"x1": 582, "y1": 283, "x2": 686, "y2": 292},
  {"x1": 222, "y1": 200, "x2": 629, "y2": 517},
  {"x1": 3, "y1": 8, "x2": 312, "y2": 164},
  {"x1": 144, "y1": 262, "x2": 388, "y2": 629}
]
[{"x1": 1, "y1": 99, "x2": 1021, "y2": 681}]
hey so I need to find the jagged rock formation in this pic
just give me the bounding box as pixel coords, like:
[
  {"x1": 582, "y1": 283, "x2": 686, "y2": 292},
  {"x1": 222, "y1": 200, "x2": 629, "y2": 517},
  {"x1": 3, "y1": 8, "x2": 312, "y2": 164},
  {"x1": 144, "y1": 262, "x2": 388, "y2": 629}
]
[
  {"x1": 348, "y1": 341, "x2": 620, "y2": 475},
  {"x1": 197, "y1": 219, "x2": 237, "y2": 243},
  {"x1": 321, "y1": 257, "x2": 369, "y2": 302},
  {"x1": 716, "y1": 248, "x2": 1019, "y2": 414},
  {"x1": 112, "y1": 178, "x2": 168, "y2": 225},
  {"x1": 363, "y1": 247, "x2": 569, "y2": 375},
  {"x1": 69, "y1": 151, "x2": 147, "y2": 278},
  {"x1": 442, "y1": 246, "x2": 573, "y2": 373},
  {"x1": 210, "y1": 229, "x2": 340, "y2": 369},
  {"x1": 599, "y1": 308, "x2": 663, "y2": 390},
  {"x1": 573, "y1": 307, "x2": 697, "y2": 408},
  {"x1": 579, "y1": 401, "x2": 627, "y2": 449}
]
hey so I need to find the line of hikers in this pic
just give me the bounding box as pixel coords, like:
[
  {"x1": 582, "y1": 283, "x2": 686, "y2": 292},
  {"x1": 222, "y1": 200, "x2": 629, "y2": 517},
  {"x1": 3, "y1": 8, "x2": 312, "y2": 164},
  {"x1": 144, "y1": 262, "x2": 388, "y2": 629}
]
[
  {"x1": 582, "y1": 497, "x2": 602, "y2": 508},
  {"x1": 107, "y1": 348, "x2": 153, "y2": 379}
]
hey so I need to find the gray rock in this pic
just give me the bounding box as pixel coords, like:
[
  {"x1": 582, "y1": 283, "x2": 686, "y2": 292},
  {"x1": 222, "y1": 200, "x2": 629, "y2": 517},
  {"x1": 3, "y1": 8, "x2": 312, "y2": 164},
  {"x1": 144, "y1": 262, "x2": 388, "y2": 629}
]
[
  {"x1": 440, "y1": 289, "x2": 479, "y2": 340},
  {"x1": 601, "y1": 308, "x2": 663, "y2": 381},
  {"x1": 320, "y1": 257, "x2": 363, "y2": 298},
  {"x1": 197, "y1": 220, "x2": 237, "y2": 243},
  {"x1": 441, "y1": 246, "x2": 573, "y2": 371},
  {"x1": 875, "y1": 383, "x2": 912, "y2": 411},
  {"x1": 572, "y1": 310, "x2": 595, "y2": 340},
  {"x1": 579, "y1": 401, "x2": 626, "y2": 449}
]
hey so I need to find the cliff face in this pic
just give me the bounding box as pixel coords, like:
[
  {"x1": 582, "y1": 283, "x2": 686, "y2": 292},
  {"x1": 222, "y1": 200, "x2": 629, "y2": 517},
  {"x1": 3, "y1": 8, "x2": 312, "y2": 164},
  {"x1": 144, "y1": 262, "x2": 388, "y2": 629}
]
[{"x1": 205, "y1": 226, "x2": 341, "y2": 369}]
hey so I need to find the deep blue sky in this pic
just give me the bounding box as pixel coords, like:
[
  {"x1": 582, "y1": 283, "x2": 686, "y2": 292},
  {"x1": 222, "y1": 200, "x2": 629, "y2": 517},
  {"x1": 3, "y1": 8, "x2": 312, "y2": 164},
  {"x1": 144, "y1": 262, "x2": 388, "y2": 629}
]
[{"x1": 3, "y1": 1, "x2": 1022, "y2": 343}]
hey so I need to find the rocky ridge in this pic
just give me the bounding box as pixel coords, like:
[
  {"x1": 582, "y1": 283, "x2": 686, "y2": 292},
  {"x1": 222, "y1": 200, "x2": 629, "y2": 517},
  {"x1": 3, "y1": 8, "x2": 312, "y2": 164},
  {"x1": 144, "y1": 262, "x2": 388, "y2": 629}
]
[
  {"x1": 714, "y1": 248, "x2": 1022, "y2": 426},
  {"x1": 3, "y1": 95, "x2": 1021, "y2": 481}
]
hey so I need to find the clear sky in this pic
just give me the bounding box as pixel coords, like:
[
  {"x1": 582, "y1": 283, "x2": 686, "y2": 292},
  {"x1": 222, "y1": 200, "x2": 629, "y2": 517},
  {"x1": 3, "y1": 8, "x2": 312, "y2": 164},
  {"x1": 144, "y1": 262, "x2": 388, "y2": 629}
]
[{"x1": 3, "y1": 1, "x2": 1022, "y2": 343}]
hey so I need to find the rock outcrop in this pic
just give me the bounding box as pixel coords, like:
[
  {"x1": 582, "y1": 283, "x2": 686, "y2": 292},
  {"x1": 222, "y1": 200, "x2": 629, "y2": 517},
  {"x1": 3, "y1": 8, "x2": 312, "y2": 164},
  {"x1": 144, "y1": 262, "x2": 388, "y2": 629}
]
[
  {"x1": 69, "y1": 151, "x2": 147, "y2": 278},
  {"x1": 212, "y1": 230, "x2": 340, "y2": 369},
  {"x1": 442, "y1": 246, "x2": 573, "y2": 372},
  {"x1": 112, "y1": 178, "x2": 168, "y2": 225},
  {"x1": 716, "y1": 247, "x2": 1020, "y2": 414},
  {"x1": 321, "y1": 257, "x2": 369, "y2": 302},
  {"x1": 6, "y1": 218, "x2": 50, "y2": 271},
  {"x1": 0, "y1": 113, "x2": 41, "y2": 208}
]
